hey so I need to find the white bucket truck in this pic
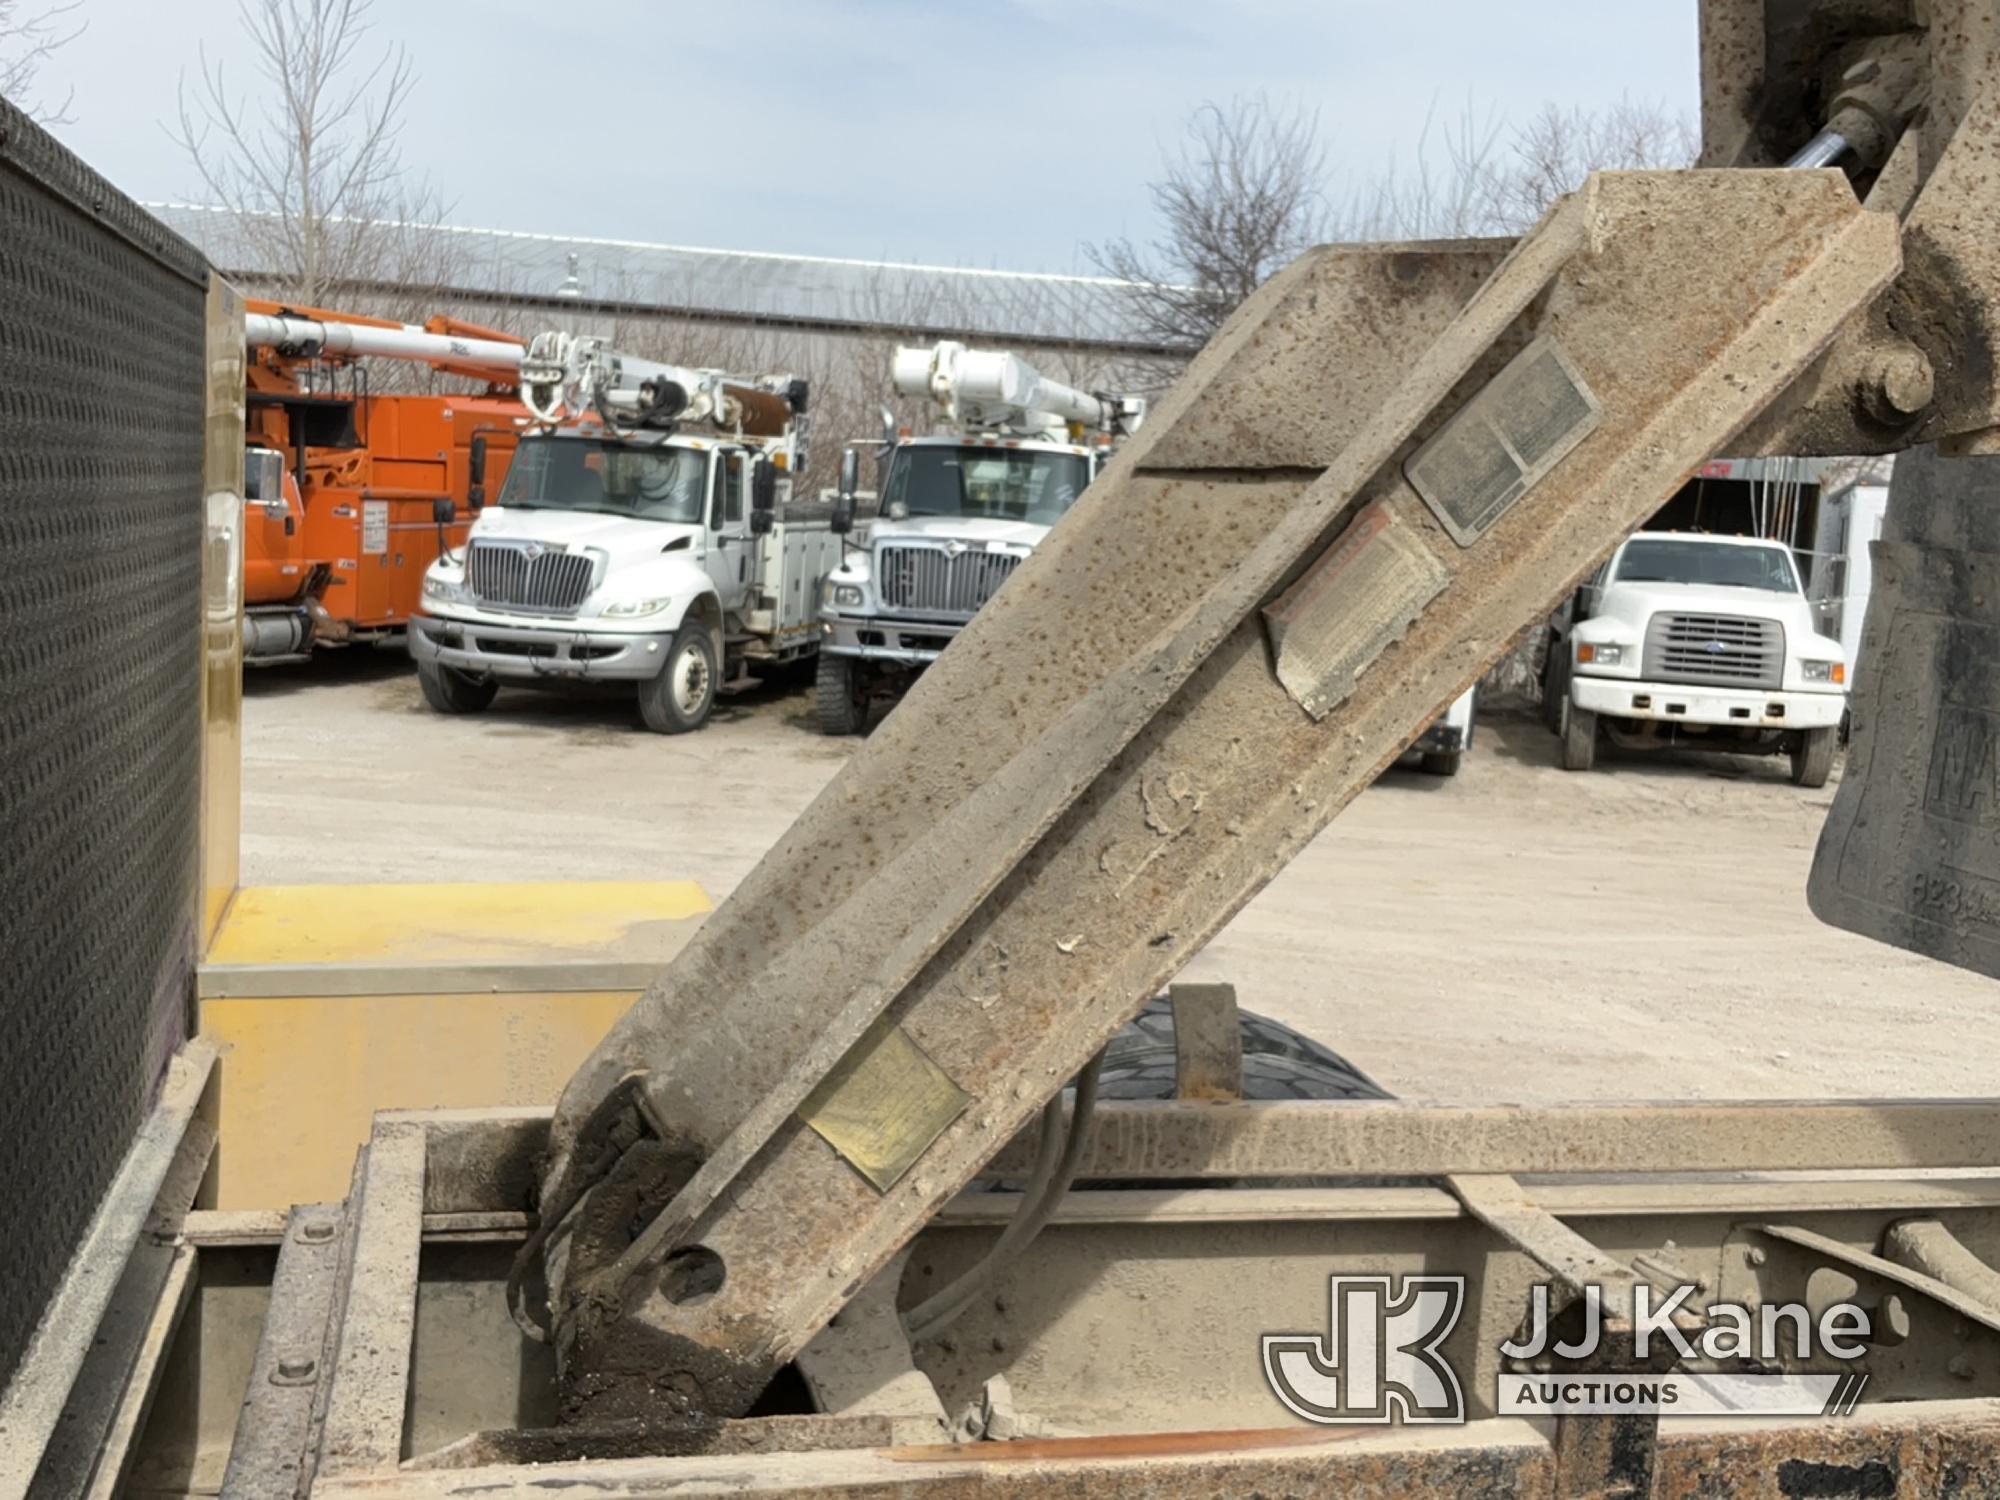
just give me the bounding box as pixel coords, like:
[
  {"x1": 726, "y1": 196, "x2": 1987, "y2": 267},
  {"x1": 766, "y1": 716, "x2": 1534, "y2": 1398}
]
[
  {"x1": 410, "y1": 334, "x2": 836, "y2": 733},
  {"x1": 811, "y1": 341, "x2": 1145, "y2": 733},
  {"x1": 1543, "y1": 530, "x2": 1848, "y2": 785}
]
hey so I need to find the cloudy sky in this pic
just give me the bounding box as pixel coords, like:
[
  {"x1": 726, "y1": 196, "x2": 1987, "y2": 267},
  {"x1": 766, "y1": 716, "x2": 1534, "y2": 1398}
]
[{"x1": 37, "y1": 0, "x2": 1698, "y2": 273}]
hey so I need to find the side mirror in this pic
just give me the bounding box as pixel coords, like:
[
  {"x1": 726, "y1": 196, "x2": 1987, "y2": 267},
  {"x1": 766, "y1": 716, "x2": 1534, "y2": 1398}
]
[
  {"x1": 879, "y1": 406, "x2": 897, "y2": 448},
  {"x1": 245, "y1": 448, "x2": 284, "y2": 507},
  {"x1": 750, "y1": 457, "x2": 778, "y2": 536},
  {"x1": 433, "y1": 499, "x2": 455, "y2": 525},
  {"x1": 832, "y1": 447, "x2": 861, "y2": 536},
  {"x1": 468, "y1": 436, "x2": 487, "y2": 511}
]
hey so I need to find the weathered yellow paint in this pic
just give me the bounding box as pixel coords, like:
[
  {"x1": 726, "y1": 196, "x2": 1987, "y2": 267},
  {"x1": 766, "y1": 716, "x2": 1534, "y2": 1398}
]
[
  {"x1": 205, "y1": 880, "x2": 710, "y2": 967},
  {"x1": 200, "y1": 276, "x2": 245, "y2": 948},
  {"x1": 199, "y1": 989, "x2": 638, "y2": 1208},
  {"x1": 198, "y1": 879, "x2": 712, "y2": 1206}
]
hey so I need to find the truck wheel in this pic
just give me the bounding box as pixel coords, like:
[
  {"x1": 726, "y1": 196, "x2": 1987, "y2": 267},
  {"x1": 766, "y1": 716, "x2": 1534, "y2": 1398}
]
[
  {"x1": 1419, "y1": 750, "x2": 1463, "y2": 777},
  {"x1": 1100, "y1": 996, "x2": 1389, "y2": 1102},
  {"x1": 1561, "y1": 702, "x2": 1598, "y2": 772},
  {"x1": 814, "y1": 653, "x2": 867, "y2": 735},
  {"x1": 1540, "y1": 642, "x2": 1568, "y2": 734},
  {"x1": 1791, "y1": 726, "x2": 1837, "y2": 788},
  {"x1": 416, "y1": 658, "x2": 497, "y2": 715},
  {"x1": 639, "y1": 625, "x2": 717, "y2": 734}
]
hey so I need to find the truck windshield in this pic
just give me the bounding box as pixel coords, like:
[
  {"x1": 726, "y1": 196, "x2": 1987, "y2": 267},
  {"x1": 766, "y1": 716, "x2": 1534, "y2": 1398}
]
[
  {"x1": 1613, "y1": 538, "x2": 1800, "y2": 594},
  {"x1": 497, "y1": 438, "x2": 706, "y2": 524},
  {"x1": 883, "y1": 445, "x2": 1090, "y2": 525}
]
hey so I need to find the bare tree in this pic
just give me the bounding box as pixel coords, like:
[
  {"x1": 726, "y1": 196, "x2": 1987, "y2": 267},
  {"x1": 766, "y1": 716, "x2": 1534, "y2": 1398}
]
[
  {"x1": 1, "y1": 0, "x2": 82, "y2": 122},
  {"x1": 1088, "y1": 94, "x2": 1329, "y2": 352},
  {"x1": 1476, "y1": 98, "x2": 1699, "y2": 233},
  {"x1": 172, "y1": 0, "x2": 455, "y2": 310}
]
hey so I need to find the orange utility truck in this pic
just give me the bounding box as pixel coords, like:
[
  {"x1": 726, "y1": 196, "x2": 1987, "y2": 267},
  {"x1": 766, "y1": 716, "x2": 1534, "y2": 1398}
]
[{"x1": 241, "y1": 303, "x2": 527, "y2": 661}]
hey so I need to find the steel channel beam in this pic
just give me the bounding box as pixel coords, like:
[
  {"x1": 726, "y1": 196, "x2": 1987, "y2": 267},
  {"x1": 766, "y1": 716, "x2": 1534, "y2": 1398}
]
[{"x1": 315, "y1": 1125, "x2": 425, "y2": 1477}]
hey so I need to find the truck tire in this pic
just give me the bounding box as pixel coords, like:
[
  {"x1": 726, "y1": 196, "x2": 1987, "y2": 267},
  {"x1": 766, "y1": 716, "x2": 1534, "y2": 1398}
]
[
  {"x1": 1561, "y1": 701, "x2": 1598, "y2": 771},
  {"x1": 416, "y1": 658, "x2": 497, "y2": 715},
  {"x1": 638, "y1": 624, "x2": 717, "y2": 734},
  {"x1": 814, "y1": 653, "x2": 867, "y2": 736},
  {"x1": 1419, "y1": 750, "x2": 1463, "y2": 777},
  {"x1": 1540, "y1": 641, "x2": 1569, "y2": 734},
  {"x1": 1791, "y1": 725, "x2": 1837, "y2": 789},
  {"x1": 1100, "y1": 996, "x2": 1389, "y2": 1102}
]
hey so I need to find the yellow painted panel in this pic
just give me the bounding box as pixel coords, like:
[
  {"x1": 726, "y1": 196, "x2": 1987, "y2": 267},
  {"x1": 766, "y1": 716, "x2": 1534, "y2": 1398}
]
[
  {"x1": 199, "y1": 990, "x2": 640, "y2": 1209},
  {"x1": 200, "y1": 275, "x2": 245, "y2": 947},
  {"x1": 205, "y1": 880, "x2": 711, "y2": 967}
]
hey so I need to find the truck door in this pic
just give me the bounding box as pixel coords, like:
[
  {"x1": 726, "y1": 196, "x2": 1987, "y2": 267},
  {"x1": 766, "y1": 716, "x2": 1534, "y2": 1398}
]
[{"x1": 705, "y1": 449, "x2": 750, "y2": 609}]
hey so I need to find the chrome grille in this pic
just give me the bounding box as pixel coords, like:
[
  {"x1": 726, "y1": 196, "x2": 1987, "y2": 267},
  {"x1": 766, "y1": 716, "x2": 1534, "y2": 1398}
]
[
  {"x1": 1642, "y1": 612, "x2": 1785, "y2": 689},
  {"x1": 877, "y1": 543, "x2": 1021, "y2": 618},
  {"x1": 465, "y1": 540, "x2": 595, "y2": 614}
]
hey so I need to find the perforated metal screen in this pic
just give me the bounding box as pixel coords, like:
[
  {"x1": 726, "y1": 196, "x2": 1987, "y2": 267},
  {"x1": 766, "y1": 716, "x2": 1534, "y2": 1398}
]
[{"x1": 0, "y1": 98, "x2": 209, "y2": 1386}]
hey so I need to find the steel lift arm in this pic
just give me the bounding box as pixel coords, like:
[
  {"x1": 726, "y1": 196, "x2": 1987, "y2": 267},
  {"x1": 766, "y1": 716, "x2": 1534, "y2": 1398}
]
[{"x1": 526, "y1": 1, "x2": 2000, "y2": 1425}]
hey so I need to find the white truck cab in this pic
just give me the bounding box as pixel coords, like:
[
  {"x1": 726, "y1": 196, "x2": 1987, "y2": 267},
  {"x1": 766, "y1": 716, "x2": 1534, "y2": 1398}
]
[
  {"x1": 813, "y1": 342, "x2": 1143, "y2": 733},
  {"x1": 1545, "y1": 530, "x2": 1847, "y2": 785},
  {"x1": 410, "y1": 336, "x2": 833, "y2": 733}
]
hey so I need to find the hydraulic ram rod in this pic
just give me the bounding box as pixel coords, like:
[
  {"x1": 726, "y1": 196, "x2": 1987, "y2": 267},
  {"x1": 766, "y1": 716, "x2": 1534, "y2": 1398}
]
[{"x1": 539, "y1": 170, "x2": 1899, "y2": 1422}]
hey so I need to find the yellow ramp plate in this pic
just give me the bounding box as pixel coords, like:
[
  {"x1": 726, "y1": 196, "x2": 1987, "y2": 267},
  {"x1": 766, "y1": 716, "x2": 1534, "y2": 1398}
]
[{"x1": 206, "y1": 880, "x2": 710, "y2": 968}]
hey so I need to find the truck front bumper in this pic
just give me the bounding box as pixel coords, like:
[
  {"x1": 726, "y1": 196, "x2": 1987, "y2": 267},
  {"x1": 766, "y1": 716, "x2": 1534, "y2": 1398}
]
[
  {"x1": 820, "y1": 613, "x2": 966, "y2": 667},
  {"x1": 1572, "y1": 674, "x2": 1844, "y2": 730},
  {"x1": 409, "y1": 613, "x2": 672, "y2": 682}
]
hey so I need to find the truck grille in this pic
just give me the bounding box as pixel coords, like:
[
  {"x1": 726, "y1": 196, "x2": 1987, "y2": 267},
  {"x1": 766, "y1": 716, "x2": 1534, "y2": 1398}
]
[
  {"x1": 877, "y1": 543, "x2": 1021, "y2": 618},
  {"x1": 1643, "y1": 612, "x2": 1785, "y2": 689},
  {"x1": 466, "y1": 540, "x2": 595, "y2": 614}
]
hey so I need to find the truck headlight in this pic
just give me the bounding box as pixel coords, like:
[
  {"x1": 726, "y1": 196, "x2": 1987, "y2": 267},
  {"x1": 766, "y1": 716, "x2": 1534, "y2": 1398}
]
[
  {"x1": 1801, "y1": 659, "x2": 1846, "y2": 684},
  {"x1": 603, "y1": 597, "x2": 673, "y2": 618},
  {"x1": 1576, "y1": 642, "x2": 1623, "y2": 667},
  {"x1": 823, "y1": 581, "x2": 864, "y2": 610},
  {"x1": 422, "y1": 574, "x2": 466, "y2": 604}
]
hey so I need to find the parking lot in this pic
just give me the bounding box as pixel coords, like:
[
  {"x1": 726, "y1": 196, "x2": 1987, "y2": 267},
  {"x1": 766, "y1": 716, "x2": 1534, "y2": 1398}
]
[{"x1": 245, "y1": 654, "x2": 1995, "y2": 1104}]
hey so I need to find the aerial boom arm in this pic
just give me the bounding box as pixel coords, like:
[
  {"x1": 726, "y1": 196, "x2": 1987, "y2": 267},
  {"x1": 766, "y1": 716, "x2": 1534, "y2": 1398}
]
[
  {"x1": 893, "y1": 340, "x2": 1144, "y2": 435},
  {"x1": 245, "y1": 310, "x2": 525, "y2": 380}
]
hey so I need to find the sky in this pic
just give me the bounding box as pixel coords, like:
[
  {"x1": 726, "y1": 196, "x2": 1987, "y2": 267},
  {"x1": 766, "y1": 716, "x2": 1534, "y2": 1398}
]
[{"x1": 33, "y1": 0, "x2": 1700, "y2": 274}]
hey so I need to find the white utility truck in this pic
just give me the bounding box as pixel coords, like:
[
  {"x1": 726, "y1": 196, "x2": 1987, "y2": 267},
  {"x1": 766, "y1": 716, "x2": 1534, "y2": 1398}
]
[
  {"x1": 1543, "y1": 530, "x2": 1848, "y2": 785},
  {"x1": 812, "y1": 340, "x2": 1146, "y2": 733},
  {"x1": 410, "y1": 333, "x2": 835, "y2": 733}
]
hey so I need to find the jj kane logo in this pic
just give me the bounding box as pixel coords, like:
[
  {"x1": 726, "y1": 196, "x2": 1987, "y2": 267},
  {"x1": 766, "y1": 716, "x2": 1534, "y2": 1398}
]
[{"x1": 1263, "y1": 1275, "x2": 1873, "y2": 1424}]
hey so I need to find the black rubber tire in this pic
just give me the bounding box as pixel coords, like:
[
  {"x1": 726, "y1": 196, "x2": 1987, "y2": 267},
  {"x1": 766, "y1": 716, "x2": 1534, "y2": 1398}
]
[
  {"x1": 416, "y1": 657, "x2": 497, "y2": 714},
  {"x1": 1419, "y1": 750, "x2": 1463, "y2": 778},
  {"x1": 1099, "y1": 996, "x2": 1389, "y2": 1102},
  {"x1": 1561, "y1": 701, "x2": 1598, "y2": 772},
  {"x1": 1791, "y1": 725, "x2": 1837, "y2": 788},
  {"x1": 1540, "y1": 641, "x2": 1569, "y2": 734},
  {"x1": 638, "y1": 624, "x2": 718, "y2": 734},
  {"x1": 814, "y1": 652, "x2": 867, "y2": 735}
]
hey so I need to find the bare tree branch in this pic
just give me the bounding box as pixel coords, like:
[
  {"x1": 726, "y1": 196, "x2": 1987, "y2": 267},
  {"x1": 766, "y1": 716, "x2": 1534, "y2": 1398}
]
[
  {"x1": 170, "y1": 0, "x2": 455, "y2": 311},
  {"x1": 0, "y1": 0, "x2": 83, "y2": 123},
  {"x1": 1087, "y1": 93, "x2": 1329, "y2": 353}
]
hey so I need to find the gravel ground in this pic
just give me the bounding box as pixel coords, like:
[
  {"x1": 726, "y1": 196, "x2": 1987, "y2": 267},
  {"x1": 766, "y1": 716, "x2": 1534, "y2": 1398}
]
[{"x1": 243, "y1": 651, "x2": 1996, "y2": 1103}]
